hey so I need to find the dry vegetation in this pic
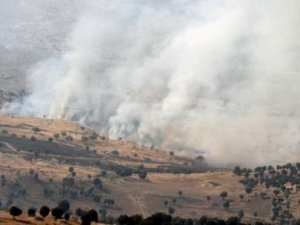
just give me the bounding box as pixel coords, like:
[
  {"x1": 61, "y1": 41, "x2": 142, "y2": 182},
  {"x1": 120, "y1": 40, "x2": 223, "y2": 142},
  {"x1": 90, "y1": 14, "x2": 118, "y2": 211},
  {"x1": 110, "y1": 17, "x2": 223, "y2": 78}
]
[{"x1": 0, "y1": 115, "x2": 300, "y2": 225}]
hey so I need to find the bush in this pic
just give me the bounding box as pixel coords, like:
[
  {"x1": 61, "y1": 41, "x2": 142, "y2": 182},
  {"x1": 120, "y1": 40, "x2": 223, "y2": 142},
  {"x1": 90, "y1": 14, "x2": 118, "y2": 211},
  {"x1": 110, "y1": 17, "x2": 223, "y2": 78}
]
[
  {"x1": 39, "y1": 206, "x2": 50, "y2": 218},
  {"x1": 111, "y1": 150, "x2": 120, "y2": 156},
  {"x1": 168, "y1": 207, "x2": 175, "y2": 215},
  {"x1": 66, "y1": 135, "x2": 74, "y2": 141},
  {"x1": 220, "y1": 191, "x2": 228, "y2": 200},
  {"x1": 51, "y1": 207, "x2": 64, "y2": 220},
  {"x1": 81, "y1": 209, "x2": 98, "y2": 225},
  {"x1": 57, "y1": 200, "x2": 70, "y2": 213},
  {"x1": 27, "y1": 207, "x2": 36, "y2": 217},
  {"x1": 115, "y1": 166, "x2": 133, "y2": 177},
  {"x1": 30, "y1": 136, "x2": 36, "y2": 142},
  {"x1": 93, "y1": 178, "x2": 102, "y2": 188},
  {"x1": 81, "y1": 136, "x2": 89, "y2": 142},
  {"x1": 138, "y1": 169, "x2": 147, "y2": 180},
  {"x1": 75, "y1": 208, "x2": 87, "y2": 217},
  {"x1": 227, "y1": 217, "x2": 240, "y2": 225},
  {"x1": 32, "y1": 127, "x2": 41, "y2": 133},
  {"x1": 1, "y1": 129, "x2": 8, "y2": 135},
  {"x1": 223, "y1": 200, "x2": 230, "y2": 209},
  {"x1": 9, "y1": 206, "x2": 22, "y2": 218}
]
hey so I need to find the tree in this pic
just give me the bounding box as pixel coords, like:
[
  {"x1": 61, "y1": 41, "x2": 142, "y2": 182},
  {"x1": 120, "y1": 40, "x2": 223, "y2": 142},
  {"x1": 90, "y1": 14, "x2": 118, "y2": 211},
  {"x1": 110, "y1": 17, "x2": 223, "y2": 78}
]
[
  {"x1": 223, "y1": 200, "x2": 230, "y2": 210},
  {"x1": 168, "y1": 207, "x2": 175, "y2": 215},
  {"x1": 245, "y1": 185, "x2": 253, "y2": 195},
  {"x1": 227, "y1": 217, "x2": 239, "y2": 225},
  {"x1": 75, "y1": 208, "x2": 87, "y2": 217},
  {"x1": 51, "y1": 207, "x2": 64, "y2": 220},
  {"x1": 164, "y1": 200, "x2": 169, "y2": 207},
  {"x1": 81, "y1": 209, "x2": 98, "y2": 225},
  {"x1": 39, "y1": 206, "x2": 50, "y2": 218},
  {"x1": 178, "y1": 190, "x2": 183, "y2": 197},
  {"x1": 118, "y1": 215, "x2": 132, "y2": 225},
  {"x1": 93, "y1": 178, "x2": 103, "y2": 188},
  {"x1": 30, "y1": 136, "x2": 36, "y2": 141},
  {"x1": 27, "y1": 207, "x2": 36, "y2": 217},
  {"x1": 220, "y1": 191, "x2": 228, "y2": 200},
  {"x1": 238, "y1": 210, "x2": 244, "y2": 220},
  {"x1": 137, "y1": 168, "x2": 148, "y2": 180},
  {"x1": 58, "y1": 199, "x2": 70, "y2": 213},
  {"x1": 206, "y1": 196, "x2": 211, "y2": 202},
  {"x1": 9, "y1": 206, "x2": 22, "y2": 218}
]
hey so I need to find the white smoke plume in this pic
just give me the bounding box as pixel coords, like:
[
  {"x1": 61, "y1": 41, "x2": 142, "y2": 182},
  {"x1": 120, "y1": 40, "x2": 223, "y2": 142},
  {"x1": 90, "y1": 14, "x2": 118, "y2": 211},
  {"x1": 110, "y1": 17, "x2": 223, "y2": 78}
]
[{"x1": 3, "y1": 0, "x2": 300, "y2": 166}]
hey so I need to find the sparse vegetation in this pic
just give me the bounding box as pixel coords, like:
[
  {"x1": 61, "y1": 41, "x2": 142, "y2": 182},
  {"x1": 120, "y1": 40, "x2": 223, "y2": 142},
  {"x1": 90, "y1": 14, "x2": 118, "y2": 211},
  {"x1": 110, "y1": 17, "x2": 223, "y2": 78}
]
[
  {"x1": 9, "y1": 206, "x2": 22, "y2": 218},
  {"x1": 39, "y1": 205, "x2": 50, "y2": 218},
  {"x1": 27, "y1": 207, "x2": 36, "y2": 217}
]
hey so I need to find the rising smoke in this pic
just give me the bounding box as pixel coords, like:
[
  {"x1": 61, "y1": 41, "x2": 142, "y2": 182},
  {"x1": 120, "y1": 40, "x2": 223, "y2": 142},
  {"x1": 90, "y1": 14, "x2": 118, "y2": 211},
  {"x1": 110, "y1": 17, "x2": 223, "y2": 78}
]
[{"x1": 3, "y1": 0, "x2": 300, "y2": 166}]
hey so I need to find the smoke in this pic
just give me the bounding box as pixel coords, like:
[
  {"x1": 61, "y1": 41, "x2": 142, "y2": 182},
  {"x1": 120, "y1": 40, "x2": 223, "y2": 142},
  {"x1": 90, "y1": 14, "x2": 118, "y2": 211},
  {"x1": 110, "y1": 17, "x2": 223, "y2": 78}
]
[{"x1": 3, "y1": 0, "x2": 300, "y2": 166}]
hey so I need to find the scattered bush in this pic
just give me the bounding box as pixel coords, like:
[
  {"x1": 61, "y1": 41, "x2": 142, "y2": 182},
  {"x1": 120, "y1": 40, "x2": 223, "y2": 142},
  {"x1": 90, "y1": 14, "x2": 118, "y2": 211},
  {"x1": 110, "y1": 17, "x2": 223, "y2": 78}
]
[
  {"x1": 30, "y1": 136, "x2": 36, "y2": 142},
  {"x1": 1, "y1": 129, "x2": 8, "y2": 135},
  {"x1": 9, "y1": 206, "x2": 22, "y2": 218},
  {"x1": 32, "y1": 127, "x2": 41, "y2": 133},
  {"x1": 51, "y1": 207, "x2": 64, "y2": 220},
  {"x1": 111, "y1": 150, "x2": 120, "y2": 156},
  {"x1": 27, "y1": 207, "x2": 36, "y2": 217},
  {"x1": 39, "y1": 206, "x2": 50, "y2": 218},
  {"x1": 57, "y1": 199, "x2": 70, "y2": 213}
]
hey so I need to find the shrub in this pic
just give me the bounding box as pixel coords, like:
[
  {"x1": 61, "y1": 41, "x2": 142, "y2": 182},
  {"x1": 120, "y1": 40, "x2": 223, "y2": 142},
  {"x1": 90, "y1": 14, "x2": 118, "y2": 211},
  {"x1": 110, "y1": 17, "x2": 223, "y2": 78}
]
[
  {"x1": 220, "y1": 191, "x2": 228, "y2": 200},
  {"x1": 137, "y1": 168, "x2": 147, "y2": 180},
  {"x1": 227, "y1": 217, "x2": 240, "y2": 225},
  {"x1": 57, "y1": 200, "x2": 70, "y2": 213},
  {"x1": 81, "y1": 209, "x2": 98, "y2": 225},
  {"x1": 223, "y1": 200, "x2": 230, "y2": 210},
  {"x1": 30, "y1": 136, "x2": 36, "y2": 142},
  {"x1": 93, "y1": 178, "x2": 102, "y2": 187},
  {"x1": 32, "y1": 127, "x2": 41, "y2": 133},
  {"x1": 75, "y1": 208, "x2": 87, "y2": 217},
  {"x1": 27, "y1": 207, "x2": 36, "y2": 217},
  {"x1": 1, "y1": 129, "x2": 8, "y2": 135},
  {"x1": 115, "y1": 166, "x2": 133, "y2": 177},
  {"x1": 51, "y1": 207, "x2": 64, "y2": 220},
  {"x1": 66, "y1": 135, "x2": 74, "y2": 141},
  {"x1": 168, "y1": 207, "x2": 175, "y2": 215},
  {"x1": 9, "y1": 206, "x2": 22, "y2": 218},
  {"x1": 39, "y1": 206, "x2": 50, "y2": 218},
  {"x1": 111, "y1": 150, "x2": 120, "y2": 156},
  {"x1": 81, "y1": 136, "x2": 89, "y2": 142}
]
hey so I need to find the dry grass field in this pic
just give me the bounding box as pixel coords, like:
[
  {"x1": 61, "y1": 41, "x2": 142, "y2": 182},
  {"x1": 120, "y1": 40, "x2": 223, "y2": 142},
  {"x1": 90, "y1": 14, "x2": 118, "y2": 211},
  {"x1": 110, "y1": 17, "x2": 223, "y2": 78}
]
[{"x1": 0, "y1": 115, "x2": 300, "y2": 224}]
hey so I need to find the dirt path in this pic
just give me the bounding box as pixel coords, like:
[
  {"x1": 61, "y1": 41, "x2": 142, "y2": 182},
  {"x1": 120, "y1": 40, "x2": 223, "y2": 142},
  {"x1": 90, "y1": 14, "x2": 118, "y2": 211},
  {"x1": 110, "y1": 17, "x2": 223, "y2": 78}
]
[{"x1": 131, "y1": 194, "x2": 148, "y2": 216}]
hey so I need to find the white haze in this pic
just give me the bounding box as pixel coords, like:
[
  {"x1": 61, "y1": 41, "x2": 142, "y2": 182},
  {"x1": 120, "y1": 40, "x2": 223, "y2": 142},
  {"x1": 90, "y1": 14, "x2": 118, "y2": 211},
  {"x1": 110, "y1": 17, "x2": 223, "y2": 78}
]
[{"x1": 3, "y1": 0, "x2": 300, "y2": 167}]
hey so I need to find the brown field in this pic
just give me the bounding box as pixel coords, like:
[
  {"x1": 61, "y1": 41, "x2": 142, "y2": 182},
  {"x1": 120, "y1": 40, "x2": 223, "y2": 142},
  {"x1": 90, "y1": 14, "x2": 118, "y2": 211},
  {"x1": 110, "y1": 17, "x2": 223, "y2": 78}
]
[{"x1": 0, "y1": 115, "x2": 300, "y2": 224}]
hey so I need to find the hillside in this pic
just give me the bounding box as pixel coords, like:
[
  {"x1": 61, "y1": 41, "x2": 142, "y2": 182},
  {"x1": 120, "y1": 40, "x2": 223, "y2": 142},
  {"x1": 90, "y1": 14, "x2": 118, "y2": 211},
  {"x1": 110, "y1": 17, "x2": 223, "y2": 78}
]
[
  {"x1": 1, "y1": 115, "x2": 300, "y2": 225},
  {"x1": 0, "y1": 115, "x2": 210, "y2": 217}
]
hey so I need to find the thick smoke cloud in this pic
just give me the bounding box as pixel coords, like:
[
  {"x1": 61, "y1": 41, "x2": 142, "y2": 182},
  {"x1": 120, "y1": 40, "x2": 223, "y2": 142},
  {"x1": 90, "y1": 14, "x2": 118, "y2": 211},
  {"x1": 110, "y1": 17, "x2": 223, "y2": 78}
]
[{"x1": 3, "y1": 0, "x2": 300, "y2": 166}]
